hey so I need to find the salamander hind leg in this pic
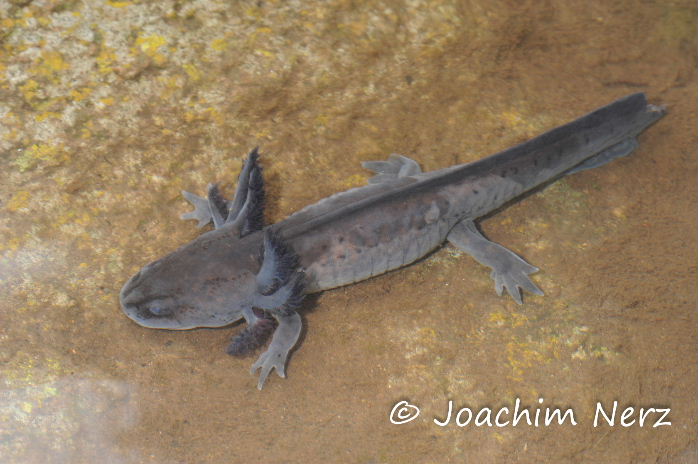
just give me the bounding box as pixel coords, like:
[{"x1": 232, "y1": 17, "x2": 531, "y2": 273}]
[
  {"x1": 447, "y1": 220, "x2": 543, "y2": 304},
  {"x1": 250, "y1": 230, "x2": 306, "y2": 389}
]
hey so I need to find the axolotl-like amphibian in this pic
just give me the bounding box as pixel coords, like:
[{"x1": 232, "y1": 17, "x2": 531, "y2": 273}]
[{"x1": 120, "y1": 93, "x2": 664, "y2": 389}]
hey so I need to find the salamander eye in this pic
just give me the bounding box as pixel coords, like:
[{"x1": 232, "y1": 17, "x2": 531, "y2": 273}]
[
  {"x1": 148, "y1": 305, "x2": 172, "y2": 317},
  {"x1": 136, "y1": 298, "x2": 176, "y2": 319}
]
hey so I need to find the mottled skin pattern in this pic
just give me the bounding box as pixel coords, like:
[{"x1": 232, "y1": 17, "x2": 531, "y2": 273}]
[{"x1": 120, "y1": 93, "x2": 665, "y2": 389}]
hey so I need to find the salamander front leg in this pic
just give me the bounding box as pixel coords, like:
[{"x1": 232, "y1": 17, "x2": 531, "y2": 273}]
[
  {"x1": 250, "y1": 310, "x2": 302, "y2": 389},
  {"x1": 180, "y1": 190, "x2": 213, "y2": 228},
  {"x1": 448, "y1": 220, "x2": 543, "y2": 304},
  {"x1": 180, "y1": 147, "x2": 264, "y2": 236},
  {"x1": 250, "y1": 230, "x2": 305, "y2": 389}
]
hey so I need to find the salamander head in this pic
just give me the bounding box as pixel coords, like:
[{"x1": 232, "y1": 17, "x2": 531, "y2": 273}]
[{"x1": 119, "y1": 231, "x2": 259, "y2": 330}]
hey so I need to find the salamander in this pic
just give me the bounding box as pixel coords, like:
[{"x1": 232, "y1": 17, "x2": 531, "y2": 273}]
[{"x1": 120, "y1": 93, "x2": 665, "y2": 389}]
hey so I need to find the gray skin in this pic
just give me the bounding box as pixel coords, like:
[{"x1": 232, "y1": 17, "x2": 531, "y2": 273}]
[{"x1": 120, "y1": 93, "x2": 665, "y2": 389}]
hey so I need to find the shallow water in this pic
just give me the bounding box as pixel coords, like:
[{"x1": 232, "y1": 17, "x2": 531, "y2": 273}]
[{"x1": 1, "y1": 0, "x2": 696, "y2": 462}]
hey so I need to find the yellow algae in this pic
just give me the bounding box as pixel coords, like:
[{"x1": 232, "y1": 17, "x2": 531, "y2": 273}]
[
  {"x1": 162, "y1": 75, "x2": 184, "y2": 89},
  {"x1": 136, "y1": 34, "x2": 167, "y2": 56},
  {"x1": 501, "y1": 110, "x2": 524, "y2": 127},
  {"x1": 612, "y1": 206, "x2": 626, "y2": 219},
  {"x1": 255, "y1": 49, "x2": 275, "y2": 58},
  {"x1": 35, "y1": 111, "x2": 61, "y2": 122},
  {"x1": 34, "y1": 97, "x2": 63, "y2": 113},
  {"x1": 314, "y1": 114, "x2": 329, "y2": 127},
  {"x1": 418, "y1": 326, "x2": 437, "y2": 341},
  {"x1": 589, "y1": 345, "x2": 616, "y2": 360},
  {"x1": 18, "y1": 79, "x2": 40, "y2": 103},
  {"x1": 183, "y1": 63, "x2": 201, "y2": 81},
  {"x1": 70, "y1": 87, "x2": 93, "y2": 102},
  {"x1": 55, "y1": 210, "x2": 75, "y2": 226},
  {"x1": 343, "y1": 173, "x2": 365, "y2": 187},
  {"x1": 44, "y1": 385, "x2": 58, "y2": 396},
  {"x1": 210, "y1": 38, "x2": 229, "y2": 51},
  {"x1": 107, "y1": 0, "x2": 132, "y2": 7},
  {"x1": 488, "y1": 310, "x2": 507, "y2": 326},
  {"x1": 2, "y1": 358, "x2": 36, "y2": 387},
  {"x1": 80, "y1": 121, "x2": 93, "y2": 139},
  {"x1": 14, "y1": 143, "x2": 68, "y2": 172},
  {"x1": 245, "y1": 6, "x2": 263, "y2": 19},
  {"x1": 6, "y1": 191, "x2": 31, "y2": 212},
  {"x1": 46, "y1": 358, "x2": 62, "y2": 372},
  {"x1": 1, "y1": 236, "x2": 23, "y2": 252},
  {"x1": 205, "y1": 107, "x2": 223, "y2": 124},
  {"x1": 35, "y1": 51, "x2": 69, "y2": 77},
  {"x1": 2, "y1": 357, "x2": 68, "y2": 392},
  {"x1": 509, "y1": 312, "x2": 528, "y2": 328},
  {"x1": 302, "y1": 21, "x2": 317, "y2": 32},
  {"x1": 253, "y1": 127, "x2": 271, "y2": 138},
  {"x1": 506, "y1": 340, "x2": 550, "y2": 380},
  {"x1": 487, "y1": 310, "x2": 529, "y2": 328},
  {"x1": 99, "y1": 97, "x2": 115, "y2": 106},
  {"x1": 75, "y1": 212, "x2": 92, "y2": 227},
  {"x1": 96, "y1": 47, "x2": 117, "y2": 74}
]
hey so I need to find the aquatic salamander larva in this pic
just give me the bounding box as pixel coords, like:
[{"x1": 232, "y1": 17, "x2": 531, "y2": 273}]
[{"x1": 120, "y1": 93, "x2": 665, "y2": 389}]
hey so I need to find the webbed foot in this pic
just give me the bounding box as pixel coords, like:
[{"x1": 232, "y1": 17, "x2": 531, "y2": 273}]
[
  {"x1": 489, "y1": 255, "x2": 543, "y2": 304},
  {"x1": 180, "y1": 190, "x2": 212, "y2": 228},
  {"x1": 447, "y1": 220, "x2": 543, "y2": 304},
  {"x1": 250, "y1": 312, "x2": 301, "y2": 390},
  {"x1": 180, "y1": 148, "x2": 265, "y2": 236}
]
